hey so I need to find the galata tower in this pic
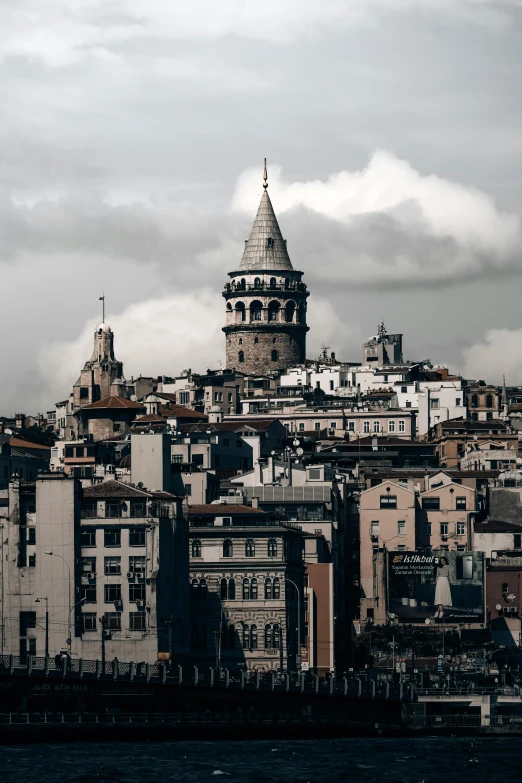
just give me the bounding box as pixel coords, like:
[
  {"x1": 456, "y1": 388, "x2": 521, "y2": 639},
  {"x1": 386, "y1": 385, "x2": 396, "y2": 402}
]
[{"x1": 223, "y1": 161, "x2": 309, "y2": 374}]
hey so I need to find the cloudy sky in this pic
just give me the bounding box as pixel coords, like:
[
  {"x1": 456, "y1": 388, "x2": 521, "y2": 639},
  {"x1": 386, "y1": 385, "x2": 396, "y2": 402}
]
[{"x1": 1, "y1": 0, "x2": 522, "y2": 414}]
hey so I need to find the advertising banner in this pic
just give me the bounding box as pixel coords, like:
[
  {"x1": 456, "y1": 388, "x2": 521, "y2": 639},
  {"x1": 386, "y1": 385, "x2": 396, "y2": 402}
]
[{"x1": 388, "y1": 550, "x2": 484, "y2": 623}]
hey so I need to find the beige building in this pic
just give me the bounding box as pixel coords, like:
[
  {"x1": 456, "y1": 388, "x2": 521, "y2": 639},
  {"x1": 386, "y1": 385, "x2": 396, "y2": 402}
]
[
  {"x1": 1, "y1": 475, "x2": 189, "y2": 663},
  {"x1": 359, "y1": 482, "x2": 416, "y2": 624},
  {"x1": 188, "y1": 504, "x2": 305, "y2": 671}
]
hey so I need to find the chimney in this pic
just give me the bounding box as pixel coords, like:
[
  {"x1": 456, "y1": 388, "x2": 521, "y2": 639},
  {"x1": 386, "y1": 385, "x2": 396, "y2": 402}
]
[{"x1": 252, "y1": 497, "x2": 259, "y2": 509}]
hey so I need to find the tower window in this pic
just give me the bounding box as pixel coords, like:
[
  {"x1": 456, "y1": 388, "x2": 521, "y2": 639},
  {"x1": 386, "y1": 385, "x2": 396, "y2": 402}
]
[
  {"x1": 271, "y1": 350, "x2": 279, "y2": 362},
  {"x1": 272, "y1": 338, "x2": 276, "y2": 344},
  {"x1": 254, "y1": 337, "x2": 259, "y2": 344},
  {"x1": 267, "y1": 237, "x2": 274, "y2": 249},
  {"x1": 268, "y1": 300, "x2": 280, "y2": 322},
  {"x1": 254, "y1": 277, "x2": 262, "y2": 288},
  {"x1": 285, "y1": 301, "x2": 295, "y2": 322},
  {"x1": 269, "y1": 277, "x2": 276, "y2": 288},
  {"x1": 239, "y1": 338, "x2": 242, "y2": 345},
  {"x1": 250, "y1": 301, "x2": 262, "y2": 321},
  {"x1": 235, "y1": 302, "x2": 246, "y2": 321},
  {"x1": 238, "y1": 351, "x2": 244, "y2": 363}
]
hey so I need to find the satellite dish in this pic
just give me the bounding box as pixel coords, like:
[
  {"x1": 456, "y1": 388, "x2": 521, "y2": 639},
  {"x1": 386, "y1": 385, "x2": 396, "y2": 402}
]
[
  {"x1": 496, "y1": 604, "x2": 502, "y2": 611},
  {"x1": 296, "y1": 447, "x2": 304, "y2": 457},
  {"x1": 425, "y1": 618, "x2": 431, "y2": 625}
]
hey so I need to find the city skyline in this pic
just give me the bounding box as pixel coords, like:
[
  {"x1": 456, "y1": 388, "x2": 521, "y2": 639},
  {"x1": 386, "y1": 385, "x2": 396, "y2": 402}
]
[{"x1": 1, "y1": 1, "x2": 522, "y2": 411}]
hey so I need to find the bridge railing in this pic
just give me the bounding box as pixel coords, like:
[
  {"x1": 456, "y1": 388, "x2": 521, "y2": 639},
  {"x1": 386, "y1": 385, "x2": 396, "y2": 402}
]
[{"x1": 0, "y1": 655, "x2": 413, "y2": 700}]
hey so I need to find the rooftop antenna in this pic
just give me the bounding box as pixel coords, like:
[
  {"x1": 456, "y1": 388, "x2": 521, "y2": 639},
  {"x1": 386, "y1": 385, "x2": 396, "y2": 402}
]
[
  {"x1": 99, "y1": 293, "x2": 105, "y2": 323},
  {"x1": 263, "y1": 158, "x2": 268, "y2": 190}
]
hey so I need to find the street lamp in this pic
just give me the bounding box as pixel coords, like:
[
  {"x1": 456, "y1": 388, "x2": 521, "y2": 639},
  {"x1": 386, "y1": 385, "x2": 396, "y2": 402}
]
[
  {"x1": 285, "y1": 577, "x2": 301, "y2": 670},
  {"x1": 35, "y1": 597, "x2": 49, "y2": 659},
  {"x1": 44, "y1": 551, "x2": 72, "y2": 653}
]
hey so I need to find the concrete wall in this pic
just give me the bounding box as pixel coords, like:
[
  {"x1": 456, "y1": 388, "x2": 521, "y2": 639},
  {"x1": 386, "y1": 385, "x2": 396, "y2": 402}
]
[{"x1": 131, "y1": 433, "x2": 185, "y2": 495}]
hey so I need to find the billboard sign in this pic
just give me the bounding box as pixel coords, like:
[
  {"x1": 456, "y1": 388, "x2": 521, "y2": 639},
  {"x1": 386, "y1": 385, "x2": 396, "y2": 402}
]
[{"x1": 388, "y1": 550, "x2": 484, "y2": 623}]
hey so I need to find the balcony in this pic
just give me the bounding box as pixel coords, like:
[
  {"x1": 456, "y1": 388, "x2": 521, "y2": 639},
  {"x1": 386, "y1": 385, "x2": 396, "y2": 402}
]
[{"x1": 223, "y1": 282, "x2": 307, "y2": 295}]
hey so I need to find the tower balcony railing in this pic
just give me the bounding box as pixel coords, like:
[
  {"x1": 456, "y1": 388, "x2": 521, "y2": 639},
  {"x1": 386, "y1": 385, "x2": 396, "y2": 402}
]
[{"x1": 223, "y1": 282, "x2": 307, "y2": 294}]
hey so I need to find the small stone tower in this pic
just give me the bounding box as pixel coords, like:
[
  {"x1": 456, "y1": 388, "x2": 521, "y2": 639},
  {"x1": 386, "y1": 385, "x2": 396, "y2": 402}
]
[
  {"x1": 72, "y1": 321, "x2": 124, "y2": 410},
  {"x1": 223, "y1": 161, "x2": 309, "y2": 374}
]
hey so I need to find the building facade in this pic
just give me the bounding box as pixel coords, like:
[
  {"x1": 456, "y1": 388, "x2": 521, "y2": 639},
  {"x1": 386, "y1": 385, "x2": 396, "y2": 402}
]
[{"x1": 188, "y1": 504, "x2": 305, "y2": 671}]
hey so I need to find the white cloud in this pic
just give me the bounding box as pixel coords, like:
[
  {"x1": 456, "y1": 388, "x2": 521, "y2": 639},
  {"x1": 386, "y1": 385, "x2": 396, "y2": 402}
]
[
  {"x1": 37, "y1": 290, "x2": 224, "y2": 405},
  {"x1": 37, "y1": 288, "x2": 359, "y2": 406},
  {"x1": 233, "y1": 151, "x2": 522, "y2": 287},
  {"x1": 1, "y1": 1, "x2": 519, "y2": 67},
  {"x1": 462, "y1": 328, "x2": 522, "y2": 386}
]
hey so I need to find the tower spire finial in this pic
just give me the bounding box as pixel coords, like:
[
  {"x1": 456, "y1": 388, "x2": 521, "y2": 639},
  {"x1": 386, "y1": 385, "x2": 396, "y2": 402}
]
[
  {"x1": 99, "y1": 292, "x2": 105, "y2": 323},
  {"x1": 263, "y1": 157, "x2": 268, "y2": 190}
]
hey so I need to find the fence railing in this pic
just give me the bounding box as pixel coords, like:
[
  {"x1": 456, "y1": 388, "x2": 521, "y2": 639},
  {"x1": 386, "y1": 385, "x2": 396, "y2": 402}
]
[{"x1": 0, "y1": 655, "x2": 411, "y2": 700}]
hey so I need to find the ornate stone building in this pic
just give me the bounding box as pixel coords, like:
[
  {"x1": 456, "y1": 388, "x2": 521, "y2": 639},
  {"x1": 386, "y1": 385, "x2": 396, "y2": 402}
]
[
  {"x1": 223, "y1": 162, "x2": 309, "y2": 375},
  {"x1": 73, "y1": 322, "x2": 125, "y2": 411}
]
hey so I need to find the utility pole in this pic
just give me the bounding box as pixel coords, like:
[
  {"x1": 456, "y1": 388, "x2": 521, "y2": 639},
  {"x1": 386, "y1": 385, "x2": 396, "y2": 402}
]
[
  {"x1": 279, "y1": 623, "x2": 284, "y2": 673},
  {"x1": 164, "y1": 615, "x2": 174, "y2": 671},
  {"x1": 35, "y1": 597, "x2": 49, "y2": 659},
  {"x1": 99, "y1": 616, "x2": 108, "y2": 670}
]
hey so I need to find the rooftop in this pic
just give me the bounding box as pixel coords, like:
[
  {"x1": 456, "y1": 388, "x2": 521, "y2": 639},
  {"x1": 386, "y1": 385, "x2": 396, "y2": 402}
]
[
  {"x1": 83, "y1": 479, "x2": 178, "y2": 500},
  {"x1": 238, "y1": 185, "x2": 293, "y2": 273},
  {"x1": 80, "y1": 396, "x2": 145, "y2": 411},
  {"x1": 188, "y1": 504, "x2": 267, "y2": 516}
]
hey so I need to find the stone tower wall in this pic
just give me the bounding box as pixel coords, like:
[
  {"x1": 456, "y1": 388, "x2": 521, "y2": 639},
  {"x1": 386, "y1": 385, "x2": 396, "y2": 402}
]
[{"x1": 225, "y1": 327, "x2": 306, "y2": 374}]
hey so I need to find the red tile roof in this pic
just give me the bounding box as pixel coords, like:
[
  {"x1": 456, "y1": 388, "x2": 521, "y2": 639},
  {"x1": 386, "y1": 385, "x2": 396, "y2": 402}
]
[
  {"x1": 81, "y1": 396, "x2": 145, "y2": 411},
  {"x1": 9, "y1": 437, "x2": 51, "y2": 452},
  {"x1": 159, "y1": 404, "x2": 208, "y2": 420}
]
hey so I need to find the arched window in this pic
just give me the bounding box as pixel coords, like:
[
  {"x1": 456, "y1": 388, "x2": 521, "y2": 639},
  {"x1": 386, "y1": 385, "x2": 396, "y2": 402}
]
[
  {"x1": 271, "y1": 350, "x2": 279, "y2": 362},
  {"x1": 297, "y1": 305, "x2": 306, "y2": 324},
  {"x1": 250, "y1": 578, "x2": 258, "y2": 600},
  {"x1": 239, "y1": 337, "x2": 243, "y2": 345},
  {"x1": 223, "y1": 539, "x2": 233, "y2": 557},
  {"x1": 235, "y1": 302, "x2": 246, "y2": 322},
  {"x1": 240, "y1": 278, "x2": 246, "y2": 290},
  {"x1": 238, "y1": 351, "x2": 244, "y2": 363},
  {"x1": 191, "y1": 578, "x2": 199, "y2": 594},
  {"x1": 228, "y1": 578, "x2": 235, "y2": 600},
  {"x1": 268, "y1": 301, "x2": 280, "y2": 322},
  {"x1": 254, "y1": 277, "x2": 262, "y2": 289},
  {"x1": 199, "y1": 578, "x2": 207, "y2": 597},
  {"x1": 226, "y1": 302, "x2": 232, "y2": 311},
  {"x1": 273, "y1": 623, "x2": 281, "y2": 649},
  {"x1": 284, "y1": 279, "x2": 289, "y2": 290},
  {"x1": 220, "y1": 578, "x2": 228, "y2": 600},
  {"x1": 250, "y1": 300, "x2": 263, "y2": 321},
  {"x1": 243, "y1": 578, "x2": 250, "y2": 600},
  {"x1": 245, "y1": 538, "x2": 255, "y2": 557},
  {"x1": 192, "y1": 540, "x2": 201, "y2": 557},
  {"x1": 264, "y1": 624, "x2": 272, "y2": 648},
  {"x1": 273, "y1": 578, "x2": 280, "y2": 599},
  {"x1": 285, "y1": 301, "x2": 295, "y2": 322},
  {"x1": 272, "y1": 337, "x2": 276, "y2": 344},
  {"x1": 267, "y1": 237, "x2": 274, "y2": 249},
  {"x1": 251, "y1": 624, "x2": 258, "y2": 649},
  {"x1": 269, "y1": 277, "x2": 276, "y2": 288},
  {"x1": 265, "y1": 578, "x2": 272, "y2": 599},
  {"x1": 268, "y1": 538, "x2": 277, "y2": 557},
  {"x1": 471, "y1": 394, "x2": 478, "y2": 408},
  {"x1": 486, "y1": 394, "x2": 493, "y2": 408},
  {"x1": 242, "y1": 625, "x2": 250, "y2": 649},
  {"x1": 254, "y1": 337, "x2": 259, "y2": 344}
]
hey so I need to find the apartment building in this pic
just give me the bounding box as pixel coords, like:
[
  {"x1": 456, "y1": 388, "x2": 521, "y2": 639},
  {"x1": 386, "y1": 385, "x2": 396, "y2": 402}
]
[
  {"x1": 1, "y1": 475, "x2": 189, "y2": 663},
  {"x1": 188, "y1": 504, "x2": 305, "y2": 671}
]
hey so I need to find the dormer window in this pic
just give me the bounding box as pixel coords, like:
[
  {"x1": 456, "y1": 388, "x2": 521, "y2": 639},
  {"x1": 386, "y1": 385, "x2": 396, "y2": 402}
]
[{"x1": 267, "y1": 237, "x2": 274, "y2": 249}]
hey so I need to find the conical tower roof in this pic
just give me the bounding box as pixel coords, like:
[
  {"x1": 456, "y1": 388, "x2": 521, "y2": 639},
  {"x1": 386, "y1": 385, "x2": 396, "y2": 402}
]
[{"x1": 239, "y1": 163, "x2": 293, "y2": 272}]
